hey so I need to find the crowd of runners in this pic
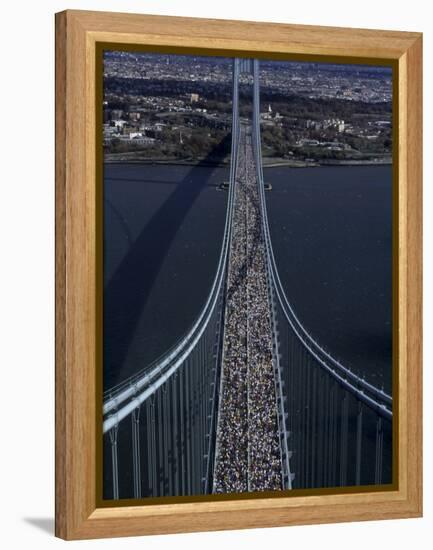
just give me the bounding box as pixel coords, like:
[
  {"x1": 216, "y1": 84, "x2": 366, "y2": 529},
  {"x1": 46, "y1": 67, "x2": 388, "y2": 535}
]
[{"x1": 213, "y1": 124, "x2": 282, "y2": 494}]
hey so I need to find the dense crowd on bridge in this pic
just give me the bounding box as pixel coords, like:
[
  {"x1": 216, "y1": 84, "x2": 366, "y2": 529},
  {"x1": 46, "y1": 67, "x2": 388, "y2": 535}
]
[{"x1": 214, "y1": 124, "x2": 282, "y2": 494}]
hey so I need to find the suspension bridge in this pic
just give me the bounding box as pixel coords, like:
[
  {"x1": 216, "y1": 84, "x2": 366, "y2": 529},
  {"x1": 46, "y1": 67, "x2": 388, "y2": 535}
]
[{"x1": 102, "y1": 58, "x2": 392, "y2": 500}]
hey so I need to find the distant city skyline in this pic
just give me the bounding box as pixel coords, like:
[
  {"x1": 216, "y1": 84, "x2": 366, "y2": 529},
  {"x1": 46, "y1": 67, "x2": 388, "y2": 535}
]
[
  {"x1": 103, "y1": 49, "x2": 392, "y2": 166},
  {"x1": 104, "y1": 50, "x2": 392, "y2": 104}
]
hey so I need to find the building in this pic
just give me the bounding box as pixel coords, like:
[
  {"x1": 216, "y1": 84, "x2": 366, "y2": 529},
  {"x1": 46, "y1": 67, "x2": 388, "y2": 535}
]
[
  {"x1": 112, "y1": 119, "x2": 127, "y2": 129},
  {"x1": 129, "y1": 112, "x2": 141, "y2": 121},
  {"x1": 119, "y1": 136, "x2": 156, "y2": 146},
  {"x1": 122, "y1": 125, "x2": 137, "y2": 135},
  {"x1": 110, "y1": 109, "x2": 123, "y2": 120}
]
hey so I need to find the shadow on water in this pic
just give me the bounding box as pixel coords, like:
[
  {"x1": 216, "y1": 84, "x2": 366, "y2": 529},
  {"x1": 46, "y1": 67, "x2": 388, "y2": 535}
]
[
  {"x1": 104, "y1": 196, "x2": 133, "y2": 246},
  {"x1": 103, "y1": 134, "x2": 231, "y2": 390}
]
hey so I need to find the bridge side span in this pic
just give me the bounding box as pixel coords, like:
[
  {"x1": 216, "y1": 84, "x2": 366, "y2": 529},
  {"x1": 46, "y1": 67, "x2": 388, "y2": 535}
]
[
  {"x1": 102, "y1": 59, "x2": 241, "y2": 498},
  {"x1": 252, "y1": 59, "x2": 392, "y2": 488}
]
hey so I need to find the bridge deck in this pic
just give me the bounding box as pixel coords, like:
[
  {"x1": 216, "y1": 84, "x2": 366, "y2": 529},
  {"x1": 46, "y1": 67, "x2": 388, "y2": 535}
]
[{"x1": 213, "y1": 123, "x2": 282, "y2": 494}]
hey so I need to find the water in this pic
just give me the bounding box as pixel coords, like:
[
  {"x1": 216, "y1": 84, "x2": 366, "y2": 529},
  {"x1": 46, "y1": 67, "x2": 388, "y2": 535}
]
[
  {"x1": 103, "y1": 163, "x2": 229, "y2": 391},
  {"x1": 103, "y1": 163, "x2": 392, "y2": 393},
  {"x1": 264, "y1": 165, "x2": 392, "y2": 393}
]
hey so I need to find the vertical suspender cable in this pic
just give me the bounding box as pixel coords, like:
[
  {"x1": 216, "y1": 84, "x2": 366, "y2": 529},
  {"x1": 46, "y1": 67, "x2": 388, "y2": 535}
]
[
  {"x1": 109, "y1": 425, "x2": 119, "y2": 499},
  {"x1": 131, "y1": 406, "x2": 141, "y2": 498}
]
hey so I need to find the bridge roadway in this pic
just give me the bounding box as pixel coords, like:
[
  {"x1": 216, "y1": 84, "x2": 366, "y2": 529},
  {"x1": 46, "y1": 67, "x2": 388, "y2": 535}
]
[{"x1": 213, "y1": 122, "x2": 282, "y2": 493}]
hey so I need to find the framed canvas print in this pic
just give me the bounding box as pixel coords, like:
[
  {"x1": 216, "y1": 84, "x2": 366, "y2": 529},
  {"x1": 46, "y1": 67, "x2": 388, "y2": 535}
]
[{"x1": 55, "y1": 10, "x2": 423, "y2": 540}]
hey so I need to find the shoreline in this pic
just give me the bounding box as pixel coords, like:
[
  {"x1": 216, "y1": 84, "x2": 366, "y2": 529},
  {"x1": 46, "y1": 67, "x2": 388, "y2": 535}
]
[
  {"x1": 104, "y1": 158, "x2": 229, "y2": 167},
  {"x1": 104, "y1": 156, "x2": 392, "y2": 168}
]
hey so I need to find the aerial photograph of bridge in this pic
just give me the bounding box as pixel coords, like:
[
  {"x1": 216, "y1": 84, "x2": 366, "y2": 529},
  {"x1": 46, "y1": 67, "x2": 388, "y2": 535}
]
[{"x1": 102, "y1": 50, "x2": 393, "y2": 501}]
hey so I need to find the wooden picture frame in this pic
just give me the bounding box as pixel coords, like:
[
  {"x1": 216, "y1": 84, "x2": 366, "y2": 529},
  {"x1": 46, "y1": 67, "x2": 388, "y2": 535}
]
[{"x1": 55, "y1": 9, "x2": 422, "y2": 540}]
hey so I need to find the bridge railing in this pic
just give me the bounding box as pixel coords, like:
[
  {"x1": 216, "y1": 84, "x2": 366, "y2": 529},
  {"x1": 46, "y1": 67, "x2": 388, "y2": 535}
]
[{"x1": 251, "y1": 59, "x2": 392, "y2": 488}]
